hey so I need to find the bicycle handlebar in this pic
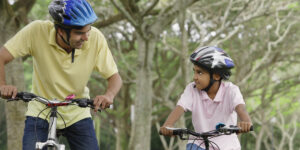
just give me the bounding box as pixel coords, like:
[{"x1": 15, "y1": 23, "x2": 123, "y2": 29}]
[
  {"x1": 161, "y1": 125, "x2": 253, "y2": 150},
  {"x1": 7, "y1": 92, "x2": 101, "y2": 112},
  {"x1": 164, "y1": 125, "x2": 253, "y2": 139}
]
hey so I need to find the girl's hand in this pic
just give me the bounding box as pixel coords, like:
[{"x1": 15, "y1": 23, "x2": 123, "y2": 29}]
[
  {"x1": 237, "y1": 121, "x2": 252, "y2": 133},
  {"x1": 159, "y1": 126, "x2": 174, "y2": 136}
]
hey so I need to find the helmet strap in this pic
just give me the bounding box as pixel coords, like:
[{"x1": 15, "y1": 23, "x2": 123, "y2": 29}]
[
  {"x1": 59, "y1": 31, "x2": 71, "y2": 46},
  {"x1": 57, "y1": 29, "x2": 76, "y2": 63},
  {"x1": 203, "y1": 72, "x2": 216, "y2": 92}
]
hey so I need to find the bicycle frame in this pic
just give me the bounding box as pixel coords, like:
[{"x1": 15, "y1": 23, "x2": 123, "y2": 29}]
[
  {"x1": 35, "y1": 107, "x2": 65, "y2": 150},
  {"x1": 7, "y1": 92, "x2": 98, "y2": 150}
]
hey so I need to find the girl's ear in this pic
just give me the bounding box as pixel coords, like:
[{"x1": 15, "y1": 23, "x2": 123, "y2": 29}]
[{"x1": 213, "y1": 73, "x2": 221, "y2": 81}]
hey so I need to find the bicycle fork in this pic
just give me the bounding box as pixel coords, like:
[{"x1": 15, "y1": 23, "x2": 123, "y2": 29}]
[{"x1": 35, "y1": 107, "x2": 65, "y2": 150}]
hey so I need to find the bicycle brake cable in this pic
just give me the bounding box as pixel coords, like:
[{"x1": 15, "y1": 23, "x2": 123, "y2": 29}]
[{"x1": 35, "y1": 107, "x2": 51, "y2": 143}]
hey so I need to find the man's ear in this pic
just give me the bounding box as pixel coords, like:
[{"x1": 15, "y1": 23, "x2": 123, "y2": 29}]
[
  {"x1": 213, "y1": 73, "x2": 221, "y2": 81},
  {"x1": 57, "y1": 27, "x2": 64, "y2": 36}
]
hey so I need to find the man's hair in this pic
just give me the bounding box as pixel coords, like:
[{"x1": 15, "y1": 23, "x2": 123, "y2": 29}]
[{"x1": 54, "y1": 23, "x2": 85, "y2": 32}]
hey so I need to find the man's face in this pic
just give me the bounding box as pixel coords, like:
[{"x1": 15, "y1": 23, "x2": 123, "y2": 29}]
[{"x1": 68, "y1": 25, "x2": 91, "y2": 49}]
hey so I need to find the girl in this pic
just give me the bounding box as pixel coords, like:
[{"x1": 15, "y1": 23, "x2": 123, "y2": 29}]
[{"x1": 160, "y1": 46, "x2": 252, "y2": 150}]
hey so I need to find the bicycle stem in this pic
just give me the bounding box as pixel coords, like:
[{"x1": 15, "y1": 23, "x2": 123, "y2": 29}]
[
  {"x1": 36, "y1": 107, "x2": 65, "y2": 150},
  {"x1": 48, "y1": 107, "x2": 58, "y2": 141},
  {"x1": 203, "y1": 136, "x2": 210, "y2": 150}
]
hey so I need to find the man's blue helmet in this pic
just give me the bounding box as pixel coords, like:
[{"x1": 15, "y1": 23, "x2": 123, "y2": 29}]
[{"x1": 49, "y1": 0, "x2": 97, "y2": 27}]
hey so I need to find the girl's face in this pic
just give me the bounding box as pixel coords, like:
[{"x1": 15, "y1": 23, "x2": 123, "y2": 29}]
[{"x1": 193, "y1": 65, "x2": 211, "y2": 91}]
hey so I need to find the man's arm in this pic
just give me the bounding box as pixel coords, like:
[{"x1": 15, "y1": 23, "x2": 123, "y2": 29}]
[
  {"x1": 93, "y1": 73, "x2": 122, "y2": 111},
  {"x1": 0, "y1": 46, "x2": 17, "y2": 98}
]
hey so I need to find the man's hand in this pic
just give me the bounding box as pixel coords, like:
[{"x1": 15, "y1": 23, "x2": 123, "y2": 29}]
[
  {"x1": 0, "y1": 85, "x2": 17, "y2": 99},
  {"x1": 93, "y1": 95, "x2": 113, "y2": 112}
]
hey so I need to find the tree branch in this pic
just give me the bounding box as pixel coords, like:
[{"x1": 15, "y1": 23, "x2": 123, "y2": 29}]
[
  {"x1": 142, "y1": 0, "x2": 159, "y2": 17},
  {"x1": 12, "y1": 0, "x2": 36, "y2": 24},
  {"x1": 110, "y1": 0, "x2": 138, "y2": 28},
  {"x1": 150, "y1": 0, "x2": 198, "y2": 35}
]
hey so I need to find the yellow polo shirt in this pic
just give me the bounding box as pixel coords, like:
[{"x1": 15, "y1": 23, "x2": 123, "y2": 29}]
[{"x1": 4, "y1": 20, "x2": 118, "y2": 128}]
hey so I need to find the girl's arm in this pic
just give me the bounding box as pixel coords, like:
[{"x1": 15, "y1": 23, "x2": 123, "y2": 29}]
[
  {"x1": 160, "y1": 105, "x2": 185, "y2": 136},
  {"x1": 235, "y1": 104, "x2": 252, "y2": 133}
]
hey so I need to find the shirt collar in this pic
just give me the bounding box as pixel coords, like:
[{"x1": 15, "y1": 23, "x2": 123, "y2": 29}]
[
  {"x1": 49, "y1": 27, "x2": 57, "y2": 47},
  {"x1": 200, "y1": 81, "x2": 225, "y2": 102},
  {"x1": 213, "y1": 81, "x2": 224, "y2": 102}
]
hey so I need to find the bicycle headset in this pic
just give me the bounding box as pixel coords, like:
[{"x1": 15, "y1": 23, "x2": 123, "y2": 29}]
[
  {"x1": 48, "y1": 0, "x2": 98, "y2": 63},
  {"x1": 190, "y1": 46, "x2": 235, "y2": 91}
]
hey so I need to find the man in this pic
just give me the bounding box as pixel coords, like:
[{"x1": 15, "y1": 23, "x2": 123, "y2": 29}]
[{"x1": 0, "y1": 0, "x2": 122, "y2": 149}]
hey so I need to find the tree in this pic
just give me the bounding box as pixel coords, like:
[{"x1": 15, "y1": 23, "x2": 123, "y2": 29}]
[
  {"x1": 0, "y1": 0, "x2": 36, "y2": 149},
  {"x1": 183, "y1": 0, "x2": 300, "y2": 149},
  {"x1": 105, "y1": 1, "x2": 199, "y2": 150},
  {"x1": 149, "y1": 0, "x2": 300, "y2": 149},
  {"x1": 9, "y1": 0, "x2": 299, "y2": 149}
]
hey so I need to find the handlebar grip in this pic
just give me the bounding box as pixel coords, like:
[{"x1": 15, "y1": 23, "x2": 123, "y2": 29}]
[
  {"x1": 86, "y1": 99, "x2": 102, "y2": 112},
  {"x1": 172, "y1": 130, "x2": 181, "y2": 135},
  {"x1": 236, "y1": 125, "x2": 254, "y2": 133},
  {"x1": 86, "y1": 99, "x2": 94, "y2": 105},
  {"x1": 250, "y1": 125, "x2": 254, "y2": 131},
  {"x1": 72, "y1": 98, "x2": 101, "y2": 112},
  {"x1": 159, "y1": 128, "x2": 181, "y2": 135},
  {"x1": 11, "y1": 92, "x2": 37, "y2": 102}
]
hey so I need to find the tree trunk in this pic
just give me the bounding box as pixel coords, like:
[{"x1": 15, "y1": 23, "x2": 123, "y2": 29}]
[
  {"x1": 129, "y1": 36, "x2": 155, "y2": 150},
  {"x1": 4, "y1": 60, "x2": 26, "y2": 150},
  {"x1": 1, "y1": 20, "x2": 27, "y2": 150},
  {"x1": 111, "y1": 1, "x2": 199, "y2": 149},
  {"x1": 0, "y1": 17, "x2": 26, "y2": 150},
  {"x1": 115, "y1": 117, "x2": 128, "y2": 150},
  {"x1": 0, "y1": 0, "x2": 35, "y2": 149},
  {"x1": 177, "y1": 1, "x2": 189, "y2": 149}
]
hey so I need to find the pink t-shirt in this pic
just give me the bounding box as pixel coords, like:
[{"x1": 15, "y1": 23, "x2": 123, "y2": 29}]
[{"x1": 177, "y1": 81, "x2": 245, "y2": 150}]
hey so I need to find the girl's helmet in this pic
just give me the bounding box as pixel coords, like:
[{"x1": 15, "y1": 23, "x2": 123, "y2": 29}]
[
  {"x1": 190, "y1": 46, "x2": 235, "y2": 80},
  {"x1": 48, "y1": 0, "x2": 97, "y2": 27}
]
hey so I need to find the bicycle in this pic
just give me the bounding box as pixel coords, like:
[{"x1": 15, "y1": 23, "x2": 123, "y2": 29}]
[
  {"x1": 5, "y1": 92, "x2": 101, "y2": 150},
  {"x1": 162, "y1": 124, "x2": 253, "y2": 150}
]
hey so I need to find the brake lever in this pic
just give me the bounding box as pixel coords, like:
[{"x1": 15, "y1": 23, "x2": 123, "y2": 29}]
[
  {"x1": 16, "y1": 92, "x2": 37, "y2": 102},
  {"x1": 6, "y1": 98, "x2": 21, "y2": 102},
  {"x1": 6, "y1": 92, "x2": 34, "y2": 102},
  {"x1": 72, "y1": 99, "x2": 101, "y2": 112}
]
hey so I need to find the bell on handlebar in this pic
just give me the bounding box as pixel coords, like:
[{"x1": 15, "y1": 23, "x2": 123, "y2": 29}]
[
  {"x1": 215, "y1": 123, "x2": 225, "y2": 130},
  {"x1": 65, "y1": 94, "x2": 75, "y2": 100}
]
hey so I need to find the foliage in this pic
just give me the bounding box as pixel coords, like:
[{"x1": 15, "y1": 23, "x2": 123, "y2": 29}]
[
  {"x1": 28, "y1": 0, "x2": 51, "y2": 20},
  {"x1": 1, "y1": 0, "x2": 300, "y2": 149}
]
